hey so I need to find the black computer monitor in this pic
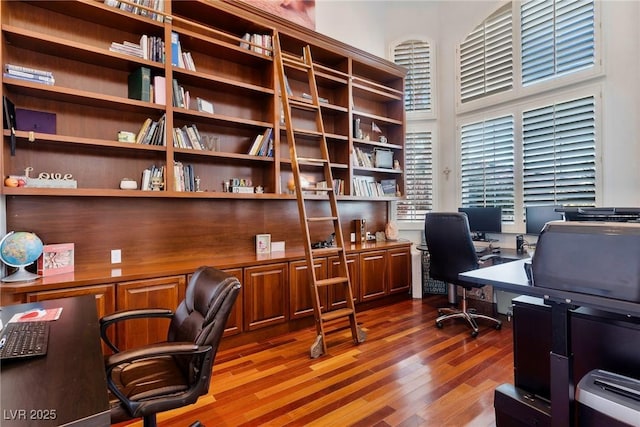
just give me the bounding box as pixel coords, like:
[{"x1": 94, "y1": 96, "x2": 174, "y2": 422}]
[
  {"x1": 525, "y1": 205, "x2": 564, "y2": 235},
  {"x1": 457, "y1": 206, "x2": 502, "y2": 241}
]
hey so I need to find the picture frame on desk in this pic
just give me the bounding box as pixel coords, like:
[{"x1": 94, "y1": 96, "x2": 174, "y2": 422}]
[
  {"x1": 256, "y1": 234, "x2": 271, "y2": 254},
  {"x1": 37, "y1": 243, "x2": 74, "y2": 276}
]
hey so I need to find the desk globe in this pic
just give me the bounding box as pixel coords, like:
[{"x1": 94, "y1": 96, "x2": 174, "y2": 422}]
[{"x1": 0, "y1": 231, "x2": 44, "y2": 282}]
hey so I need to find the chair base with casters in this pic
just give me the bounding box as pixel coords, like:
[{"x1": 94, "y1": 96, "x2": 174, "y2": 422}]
[{"x1": 435, "y1": 286, "x2": 502, "y2": 337}]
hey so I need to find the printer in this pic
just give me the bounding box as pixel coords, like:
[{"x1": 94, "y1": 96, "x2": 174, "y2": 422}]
[{"x1": 531, "y1": 221, "x2": 640, "y2": 302}]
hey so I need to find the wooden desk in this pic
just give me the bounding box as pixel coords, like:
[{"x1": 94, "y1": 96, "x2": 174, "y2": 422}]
[
  {"x1": 0, "y1": 295, "x2": 109, "y2": 426},
  {"x1": 460, "y1": 261, "x2": 640, "y2": 427}
]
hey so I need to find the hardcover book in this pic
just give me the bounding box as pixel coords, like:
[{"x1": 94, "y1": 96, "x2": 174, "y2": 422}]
[{"x1": 128, "y1": 67, "x2": 151, "y2": 102}]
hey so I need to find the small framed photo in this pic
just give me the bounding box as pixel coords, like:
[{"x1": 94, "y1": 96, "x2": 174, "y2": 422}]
[
  {"x1": 256, "y1": 234, "x2": 271, "y2": 254},
  {"x1": 37, "y1": 243, "x2": 74, "y2": 276}
]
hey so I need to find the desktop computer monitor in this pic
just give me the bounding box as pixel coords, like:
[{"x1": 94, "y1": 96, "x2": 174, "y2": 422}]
[
  {"x1": 525, "y1": 205, "x2": 564, "y2": 235},
  {"x1": 457, "y1": 206, "x2": 502, "y2": 241}
]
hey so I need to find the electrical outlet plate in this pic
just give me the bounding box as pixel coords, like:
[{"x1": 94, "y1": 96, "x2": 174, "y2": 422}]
[{"x1": 111, "y1": 249, "x2": 121, "y2": 264}]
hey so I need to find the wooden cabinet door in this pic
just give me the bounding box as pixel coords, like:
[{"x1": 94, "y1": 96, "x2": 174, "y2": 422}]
[
  {"x1": 289, "y1": 258, "x2": 328, "y2": 320},
  {"x1": 27, "y1": 284, "x2": 116, "y2": 353},
  {"x1": 327, "y1": 254, "x2": 359, "y2": 310},
  {"x1": 222, "y1": 268, "x2": 243, "y2": 336},
  {"x1": 387, "y1": 247, "x2": 412, "y2": 295},
  {"x1": 244, "y1": 263, "x2": 288, "y2": 331},
  {"x1": 116, "y1": 275, "x2": 186, "y2": 351},
  {"x1": 359, "y1": 250, "x2": 387, "y2": 302}
]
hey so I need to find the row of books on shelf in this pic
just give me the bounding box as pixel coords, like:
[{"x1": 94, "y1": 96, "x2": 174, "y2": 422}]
[
  {"x1": 173, "y1": 162, "x2": 198, "y2": 192},
  {"x1": 352, "y1": 147, "x2": 376, "y2": 168},
  {"x1": 104, "y1": 0, "x2": 165, "y2": 22},
  {"x1": 3, "y1": 64, "x2": 55, "y2": 85},
  {"x1": 140, "y1": 164, "x2": 164, "y2": 191},
  {"x1": 173, "y1": 124, "x2": 204, "y2": 150},
  {"x1": 172, "y1": 79, "x2": 190, "y2": 109},
  {"x1": 247, "y1": 128, "x2": 274, "y2": 157},
  {"x1": 240, "y1": 33, "x2": 273, "y2": 56},
  {"x1": 110, "y1": 35, "x2": 164, "y2": 62},
  {"x1": 352, "y1": 177, "x2": 396, "y2": 197},
  {"x1": 170, "y1": 32, "x2": 196, "y2": 71},
  {"x1": 134, "y1": 114, "x2": 166, "y2": 145},
  {"x1": 316, "y1": 179, "x2": 345, "y2": 196},
  {"x1": 127, "y1": 68, "x2": 213, "y2": 113}
]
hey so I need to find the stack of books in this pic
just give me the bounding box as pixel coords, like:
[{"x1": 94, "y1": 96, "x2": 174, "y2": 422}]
[
  {"x1": 172, "y1": 124, "x2": 203, "y2": 150},
  {"x1": 135, "y1": 114, "x2": 166, "y2": 146},
  {"x1": 353, "y1": 147, "x2": 374, "y2": 168},
  {"x1": 239, "y1": 33, "x2": 273, "y2": 56},
  {"x1": 170, "y1": 32, "x2": 196, "y2": 71},
  {"x1": 104, "y1": 0, "x2": 165, "y2": 22},
  {"x1": 247, "y1": 128, "x2": 273, "y2": 156},
  {"x1": 140, "y1": 164, "x2": 165, "y2": 191},
  {"x1": 173, "y1": 162, "x2": 197, "y2": 192},
  {"x1": 110, "y1": 35, "x2": 164, "y2": 62},
  {"x1": 172, "y1": 79, "x2": 190, "y2": 108},
  {"x1": 353, "y1": 176, "x2": 385, "y2": 197},
  {"x1": 4, "y1": 64, "x2": 54, "y2": 85}
]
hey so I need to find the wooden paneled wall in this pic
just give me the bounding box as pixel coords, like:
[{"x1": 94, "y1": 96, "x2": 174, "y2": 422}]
[{"x1": 6, "y1": 197, "x2": 388, "y2": 268}]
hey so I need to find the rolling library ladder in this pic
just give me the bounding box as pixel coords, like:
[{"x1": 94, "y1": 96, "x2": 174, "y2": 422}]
[{"x1": 274, "y1": 33, "x2": 366, "y2": 358}]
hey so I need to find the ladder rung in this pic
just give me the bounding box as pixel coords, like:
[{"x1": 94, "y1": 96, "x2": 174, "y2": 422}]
[
  {"x1": 283, "y1": 56, "x2": 311, "y2": 69},
  {"x1": 321, "y1": 308, "x2": 354, "y2": 322},
  {"x1": 316, "y1": 277, "x2": 349, "y2": 287},
  {"x1": 307, "y1": 216, "x2": 338, "y2": 222},
  {"x1": 311, "y1": 246, "x2": 343, "y2": 257},
  {"x1": 297, "y1": 157, "x2": 328, "y2": 164},
  {"x1": 291, "y1": 129, "x2": 322, "y2": 138},
  {"x1": 289, "y1": 99, "x2": 320, "y2": 110}
]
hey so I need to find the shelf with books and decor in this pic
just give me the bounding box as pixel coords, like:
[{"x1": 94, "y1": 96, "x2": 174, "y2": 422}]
[
  {"x1": 1, "y1": 0, "x2": 170, "y2": 197},
  {"x1": 1, "y1": 0, "x2": 409, "y2": 348}
]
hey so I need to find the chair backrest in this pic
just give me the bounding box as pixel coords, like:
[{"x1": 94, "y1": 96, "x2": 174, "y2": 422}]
[
  {"x1": 167, "y1": 266, "x2": 240, "y2": 384},
  {"x1": 424, "y1": 212, "x2": 479, "y2": 284}
]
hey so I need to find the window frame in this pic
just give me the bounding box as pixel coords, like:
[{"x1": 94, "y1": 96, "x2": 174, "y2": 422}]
[
  {"x1": 456, "y1": 0, "x2": 603, "y2": 115},
  {"x1": 457, "y1": 84, "x2": 602, "y2": 234},
  {"x1": 389, "y1": 36, "x2": 438, "y2": 228}
]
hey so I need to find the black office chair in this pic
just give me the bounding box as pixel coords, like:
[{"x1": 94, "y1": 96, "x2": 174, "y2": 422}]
[
  {"x1": 100, "y1": 266, "x2": 241, "y2": 427},
  {"x1": 424, "y1": 212, "x2": 502, "y2": 337}
]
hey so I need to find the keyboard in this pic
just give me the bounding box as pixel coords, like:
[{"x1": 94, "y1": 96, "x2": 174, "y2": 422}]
[{"x1": 0, "y1": 321, "x2": 50, "y2": 361}]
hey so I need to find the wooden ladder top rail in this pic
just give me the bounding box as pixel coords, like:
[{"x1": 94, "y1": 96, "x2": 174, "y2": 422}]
[{"x1": 273, "y1": 32, "x2": 366, "y2": 358}]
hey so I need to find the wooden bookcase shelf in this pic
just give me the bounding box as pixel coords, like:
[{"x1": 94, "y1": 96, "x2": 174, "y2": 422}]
[{"x1": 1, "y1": 0, "x2": 405, "y2": 200}]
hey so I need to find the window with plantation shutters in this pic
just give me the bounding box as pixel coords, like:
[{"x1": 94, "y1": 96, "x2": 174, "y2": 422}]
[
  {"x1": 460, "y1": 116, "x2": 515, "y2": 221},
  {"x1": 523, "y1": 96, "x2": 596, "y2": 207},
  {"x1": 459, "y1": 4, "x2": 513, "y2": 103},
  {"x1": 394, "y1": 40, "x2": 432, "y2": 112},
  {"x1": 521, "y1": 0, "x2": 595, "y2": 85},
  {"x1": 397, "y1": 131, "x2": 433, "y2": 221}
]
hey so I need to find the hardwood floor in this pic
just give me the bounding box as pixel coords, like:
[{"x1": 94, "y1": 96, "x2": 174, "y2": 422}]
[{"x1": 120, "y1": 295, "x2": 514, "y2": 427}]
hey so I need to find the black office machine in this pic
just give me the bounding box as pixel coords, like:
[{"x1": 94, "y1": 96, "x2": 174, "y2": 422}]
[{"x1": 531, "y1": 221, "x2": 640, "y2": 303}]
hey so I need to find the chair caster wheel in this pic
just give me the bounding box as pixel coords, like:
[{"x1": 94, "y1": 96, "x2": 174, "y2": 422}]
[
  {"x1": 471, "y1": 330, "x2": 479, "y2": 338},
  {"x1": 436, "y1": 321, "x2": 443, "y2": 329},
  {"x1": 495, "y1": 322, "x2": 502, "y2": 330}
]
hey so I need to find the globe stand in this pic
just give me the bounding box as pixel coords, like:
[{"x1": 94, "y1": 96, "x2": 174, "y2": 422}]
[{"x1": 2, "y1": 266, "x2": 40, "y2": 283}]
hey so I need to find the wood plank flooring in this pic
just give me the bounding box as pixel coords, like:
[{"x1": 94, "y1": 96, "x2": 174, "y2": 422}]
[{"x1": 118, "y1": 295, "x2": 514, "y2": 427}]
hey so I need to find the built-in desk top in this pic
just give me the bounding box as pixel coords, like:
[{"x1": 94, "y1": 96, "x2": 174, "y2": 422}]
[
  {"x1": 460, "y1": 259, "x2": 640, "y2": 318},
  {"x1": 0, "y1": 295, "x2": 110, "y2": 426}
]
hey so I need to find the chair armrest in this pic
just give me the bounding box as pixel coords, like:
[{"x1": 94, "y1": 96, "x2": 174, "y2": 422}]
[
  {"x1": 100, "y1": 308, "x2": 174, "y2": 353},
  {"x1": 105, "y1": 341, "x2": 208, "y2": 369}
]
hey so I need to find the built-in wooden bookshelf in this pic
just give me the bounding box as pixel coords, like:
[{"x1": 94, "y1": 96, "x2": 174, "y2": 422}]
[
  {"x1": 1, "y1": 0, "x2": 405, "y2": 199},
  {"x1": 0, "y1": 1, "x2": 409, "y2": 347}
]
